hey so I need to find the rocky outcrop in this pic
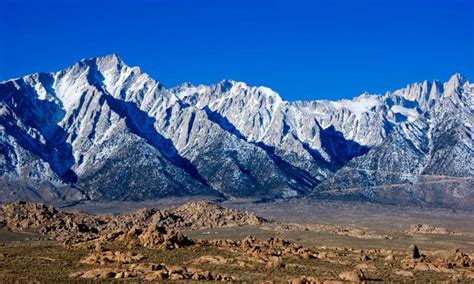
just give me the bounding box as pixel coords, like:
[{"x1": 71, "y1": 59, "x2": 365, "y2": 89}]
[
  {"x1": 274, "y1": 223, "x2": 392, "y2": 240},
  {"x1": 167, "y1": 201, "x2": 265, "y2": 229},
  {"x1": 136, "y1": 224, "x2": 193, "y2": 249},
  {"x1": 0, "y1": 201, "x2": 267, "y2": 243},
  {"x1": 338, "y1": 270, "x2": 366, "y2": 281},
  {"x1": 407, "y1": 224, "x2": 456, "y2": 235},
  {"x1": 80, "y1": 250, "x2": 144, "y2": 265},
  {"x1": 70, "y1": 263, "x2": 238, "y2": 281},
  {"x1": 408, "y1": 245, "x2": 422, "y2": 259},
  {"x1": 401, "y1": 245, "x2": 471, "y2": 273},
  {"x1": 0, "y1": 202, "x2": 109, "y2": 242}
]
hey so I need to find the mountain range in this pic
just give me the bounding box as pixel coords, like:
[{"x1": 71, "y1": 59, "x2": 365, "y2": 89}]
[{"x1": 0, "y1": 54, "x2": 472, "y2": 208}]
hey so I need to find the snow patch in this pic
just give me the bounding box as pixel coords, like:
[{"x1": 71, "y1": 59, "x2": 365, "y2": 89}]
[
  {"x1": 390, "y1": 105, "x2": 419, "y2": 122},
  {"x1": 330, "y1": 95, "x2": 381, "y2": 118}
]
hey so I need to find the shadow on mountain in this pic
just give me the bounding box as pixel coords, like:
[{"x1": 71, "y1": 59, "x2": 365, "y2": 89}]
[
  {"x1": 0, "y1": 75, "x2": 78, "y2": 183},
  {"x1": 192, "y1": 105, "x2": 375, "y2": 189},
  {"x1": 201, "y1": 106, "x2": 246, "y2": 140},
  {"x1": 320, "y1": 125, "x2": 369, "y2": 166},
  {"x1": 86, "y1": 62, "x2": 208, "y2": 186},
  {"x1": 190, "y1": 105, "x2": 319, "y2": 191},
  {"x1": 102, "y1": 94, "x2": 208, "y2": 185},
  {"x1": 253, "y1": 142, "x2": 320, "y2": 192}
]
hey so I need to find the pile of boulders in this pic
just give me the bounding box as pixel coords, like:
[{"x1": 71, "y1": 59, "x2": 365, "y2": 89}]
[
  {"x1": 338, "y1": 269, "x2": 366, "y2": 281},
  {"x1": 0, "y1": 202, "x2": 110, "y2": 243},
  {"x1": 287, "y1": 275, "x2": 325, "y2": 283},
  {"x1": 432, "y1": 249, "x2": 472, "y2": 269},
  {"x1": 400, "y1": 245, "x2": 472, "y2": 275},
  {"x1": 451, "y1": 249, "x2": 472, "y2": 267},
  {"x1": 88, "y1": 223, "x2": 194, "y2": 251},
  {"x1": 70, "y1": 262, "x2": 238, "y2": 281},
  {"x1": 80, "y1": 250, "x2": 144, "y2": 265},
  {"x1": 194, "y1": 235, "x2": 319, "y2": 269},
  {"x1": 0, "y1": 201, "x2": 268, "y2": 244},
  {"x1": 274, "y1": 223, "x2": 391, "y2": 240},
  {"x1": 135, "y1": 223, "x2": 193, "y2": 249},
  {"x1": 167, "y1": 201, "x2": 267, "y2": 230},
  {"x1": 0, "y1": 202, "x2": 58, "y2": 230},
  {"x1": 407, "y1": 224, "x2": 455, "y2": 235}
]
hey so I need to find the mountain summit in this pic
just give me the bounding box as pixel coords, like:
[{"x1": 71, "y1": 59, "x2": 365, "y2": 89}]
[{"x1": 0, "y1": 55, "x2": 472, "y2": 208}]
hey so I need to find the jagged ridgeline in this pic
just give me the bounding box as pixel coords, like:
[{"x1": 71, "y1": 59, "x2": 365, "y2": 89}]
[{"x1": 0, "y1": 54, "x2": 472, "y2": 207}]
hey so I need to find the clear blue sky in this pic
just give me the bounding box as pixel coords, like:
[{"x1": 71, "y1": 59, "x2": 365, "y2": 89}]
[{"x1": 0, "y1": 0, "x2": 473, "y2": 101}]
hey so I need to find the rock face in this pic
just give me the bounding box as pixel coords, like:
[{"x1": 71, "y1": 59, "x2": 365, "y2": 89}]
[{"x1": 0, "y1": 54, "x2": 472, "y2": 207}]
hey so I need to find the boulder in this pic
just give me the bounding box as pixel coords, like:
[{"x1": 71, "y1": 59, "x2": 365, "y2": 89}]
[
  {"x1": 408, "y1": 245, "x2": 421, "y2": 259},
  {"x1": 338, "y1": 270, "x2": 365, "y2": 281}
]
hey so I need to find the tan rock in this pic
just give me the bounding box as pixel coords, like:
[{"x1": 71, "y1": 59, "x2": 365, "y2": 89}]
[
  {"x1": 407, "y1": 224, "x2": 454, "y2": 235},
  {"x1": 166, "y1": 265, "x2": 186, "y2": 274},
  {"x1": 338, "y1": 270, "x2": 365, "y2": 281},
  {"x1": 80, "y1": 270, "x2": 101, "y2": 279},
  {"x1": 79, "y1": 268, "x2": 120, "y2": 279},
  {"x1": 395, "y1": 270, "x2": 414, "y2": 277},
  {"x1": 288, "y1": 277, "x2": 303, "y2": 284},
  {"x1": 266, "y1": 256, "x2": 284, "y2": 269},
  {"x1": 192, "y1": 272, "x2": 202, "y2": 280},
  {"x1": 201, "y1": 271, "x2": 212, "y2": 280},
  {"x1": 68, "y1": 271, "x2": 83, "y2": 278},
  {"x1": 192, "y1": 255, "x2": 228, "y2": 265},
  {"x1": 114, "y1": 271, "x2": 125, "y2": 279},
  {"x1": 452, "y1": 249, "x2": 471, "y2": 267},
  {"x1": 94, "y1": 242, "x2": 104, "y2": 252},
  {"x1": 144, "y1": 270, "x2": 166, "y2": 281},
  {"x1": 168, "y1": 273, "x2": 185, "y2": 280},
  {"x1": 354, "y1": 263, "x2": 376, "y2": 271},
  {"x1": 465, "y1": 271, "x2": 474, "y2": 279},
  {"x1": 414, "y1": 262, "x2": 430, "y2": 271}
]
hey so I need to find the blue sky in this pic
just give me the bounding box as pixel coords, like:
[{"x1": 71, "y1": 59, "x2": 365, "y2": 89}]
[{"x1": 0, "y1": 0, "x2": 472, "y2": 101}]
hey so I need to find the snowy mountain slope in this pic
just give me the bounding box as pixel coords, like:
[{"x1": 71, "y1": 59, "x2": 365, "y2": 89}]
[
  {"x1": 0, "y1": 64, "x2": 217, "y2": 201},
  {"x1": 78, "y1": 55, "x2": 316, "y2": 198},
  {"x1": 0, "y1": 55, "x2": 315, "y2": 201},
  {"x1": 0, "y1": 100, "x2": 74, "y2": 200},
  {"x1": 313, "y1": 74, "x2": 474, "y2": 208},
  {"x1": 173, "y1": 75, "x2": 450, "y2": 177},
  {"x1": 0, "y1": 54, "x2": 472, "y2": 207}
]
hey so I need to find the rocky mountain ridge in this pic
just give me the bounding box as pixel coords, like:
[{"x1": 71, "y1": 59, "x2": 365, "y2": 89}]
[{"x1": 0, "y1": 54, "x2": 472, "y2": 207}]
